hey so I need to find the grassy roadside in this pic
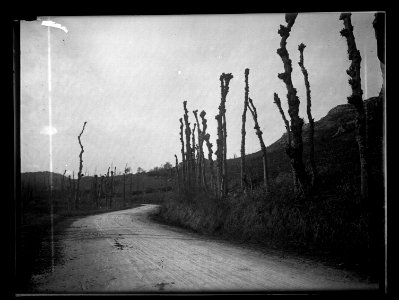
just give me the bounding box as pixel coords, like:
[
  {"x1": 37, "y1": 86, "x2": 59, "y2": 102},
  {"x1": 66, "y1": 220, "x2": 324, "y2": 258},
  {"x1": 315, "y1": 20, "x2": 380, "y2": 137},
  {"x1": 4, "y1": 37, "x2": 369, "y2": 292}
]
[{"x1": 152, "y1": 187, "x2": 383, "y2": 283}]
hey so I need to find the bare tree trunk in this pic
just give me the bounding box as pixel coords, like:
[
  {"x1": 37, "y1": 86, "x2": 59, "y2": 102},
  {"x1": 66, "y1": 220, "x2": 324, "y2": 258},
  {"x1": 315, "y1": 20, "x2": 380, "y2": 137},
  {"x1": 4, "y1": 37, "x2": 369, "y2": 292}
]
[
  {"x1": 275, "y1": 13, "x2": 309, "y2": 195},
  {"x1": 204, "y1": 133, "x2": 216, "y2": 196},
  {"x1": 199, "y1": 110, "x2": 209, "y2": 190},
  {"x1": 179, "y1": 118, "x2": 186, "y2": 187},
  {"x1": 274, "y1": 93, "x2": 298, "y2": 191},
  {"x1": 191, "y1": 123, "x2": 197, "y2": 188},
  {"x1": 215, "y1": 114, "x2": 223, "y2": 198},
  {"x1": 193, "y1": 110, "x2": 204, "y2": 189},
  {"x1": 298, "y1": 43, "x2": 317, "y2": 186},
  {"x1": 241, "y1": 68, "x2": 250, "y2": 191},
  {"x1": 183, "y1": 101, "x2": 192, "y2": 188},
  {"x1": 75, "y1": 121, "x2": 87, "y2": 210},
  {"x1": 217, "y1": 73, "x2": 233, "y2": 198},
  {"x1": 110, "y1": 168, "x2": 115, "y2": 209},
  {"x1": 174, "y1": 154, "x2": 180, "y2": 194},
  {"x1": 340, "y1": 13, "x2": 369, "y2": 200},
  {"x1": 248, "y1": 97, "x2": 270, "y2": 193},
  {"x1": 105, "y1": 167, "x2": 110, "y2": 209}
]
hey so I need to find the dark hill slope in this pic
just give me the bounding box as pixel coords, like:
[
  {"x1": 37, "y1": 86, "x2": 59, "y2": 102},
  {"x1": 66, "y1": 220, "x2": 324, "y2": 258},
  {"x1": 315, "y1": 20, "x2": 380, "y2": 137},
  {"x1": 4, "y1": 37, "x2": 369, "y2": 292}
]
[{"x1": 226, "y1": 96, "x2": 383, "y2": 197}]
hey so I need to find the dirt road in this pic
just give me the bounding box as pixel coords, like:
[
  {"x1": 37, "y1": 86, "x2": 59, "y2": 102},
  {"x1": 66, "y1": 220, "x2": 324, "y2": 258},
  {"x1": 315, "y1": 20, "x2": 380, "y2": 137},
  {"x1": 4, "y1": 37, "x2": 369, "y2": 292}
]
[{"x1": 31, "y1": 204, "x2": 378, "y2": 293}]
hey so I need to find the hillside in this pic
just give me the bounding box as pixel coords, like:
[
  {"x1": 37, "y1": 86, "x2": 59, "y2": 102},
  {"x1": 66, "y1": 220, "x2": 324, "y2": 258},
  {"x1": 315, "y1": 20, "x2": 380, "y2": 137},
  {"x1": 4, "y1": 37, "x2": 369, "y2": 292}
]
[
  {"x1": 226, "y1": 96, "x2": 383, "y2": 195},
  {"x1": 21, "y1": 171, "x2": 171, "y2": 195}
]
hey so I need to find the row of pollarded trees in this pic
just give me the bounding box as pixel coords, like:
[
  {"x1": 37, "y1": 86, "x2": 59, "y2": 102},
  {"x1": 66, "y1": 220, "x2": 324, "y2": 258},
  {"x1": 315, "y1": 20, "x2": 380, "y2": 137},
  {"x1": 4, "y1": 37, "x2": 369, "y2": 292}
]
[
  {"x1": 174, "y1": 53, "x2": 317, "y2": 200},
  {"x1": 174, "y1": 12, "x2": 383, "y2": 202},
  {"x1": 275, "y1": 12, "x2": 385, "y2": 201},
  {"x1": 174, "y1": 15, "x2": 317, "y2": 200},
  {"x1": 61, "y1": 120, "x2": 136, "y2": 211},
  {"x1": 62, "y1": 162, "x2": 135, "y2": 211},
  {"x1": 175, "y1": 73, "x2": 234, "y2": 199}
]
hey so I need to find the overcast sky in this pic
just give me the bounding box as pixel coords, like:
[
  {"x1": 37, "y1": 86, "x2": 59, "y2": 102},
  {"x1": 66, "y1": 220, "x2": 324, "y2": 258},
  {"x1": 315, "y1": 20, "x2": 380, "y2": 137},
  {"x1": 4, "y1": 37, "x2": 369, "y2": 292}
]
[{"x1": 20, "y1": 13, "x2": 382, "y2": 176}]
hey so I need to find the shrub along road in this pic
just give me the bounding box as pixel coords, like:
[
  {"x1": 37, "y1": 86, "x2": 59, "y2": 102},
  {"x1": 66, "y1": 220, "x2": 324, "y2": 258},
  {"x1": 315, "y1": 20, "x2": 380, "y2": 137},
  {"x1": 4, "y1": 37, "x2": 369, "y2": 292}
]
[{"x1": 30, "y1": 204, "x2": 378, "y2": 293}]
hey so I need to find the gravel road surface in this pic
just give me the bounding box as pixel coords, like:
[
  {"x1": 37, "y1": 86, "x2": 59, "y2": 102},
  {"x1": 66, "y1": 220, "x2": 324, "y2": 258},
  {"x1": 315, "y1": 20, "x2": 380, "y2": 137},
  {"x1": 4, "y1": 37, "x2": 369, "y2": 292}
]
[{"x1": 31, "y1": 204, "x2": 378, "y2": 293}]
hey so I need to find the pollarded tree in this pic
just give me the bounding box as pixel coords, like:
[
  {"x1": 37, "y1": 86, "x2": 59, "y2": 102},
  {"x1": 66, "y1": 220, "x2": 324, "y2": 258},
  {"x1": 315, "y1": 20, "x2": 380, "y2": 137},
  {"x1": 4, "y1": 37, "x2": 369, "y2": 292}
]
[
  {"x1": 179, "y1": 118, "x2": 186, "y2": 186},
  {"x1": 105, "y1": 167, "x2": 110, "y2": 208},
  {"x1": 273, "y1": 93, "x2": 298, "y2": 190},
  {"x1": 174, "y1": 154, "x2": 180, "y2": 194},
  {"x1": 75, "y1": 121, "x2": 87, "y2": 209},
  {"x1": 204, "y1": 133, "x2": 216, "y2": 195},
  {"x1": 183, "y1": 101, "x2": 193, "y2": 187},
  {"x1": 193, "y1": 110, "x2": 205, "y2": 189},
  {"x1": 241, "y1": 68, "x2": 250, "y2": 191},
  {"x1": 298, "y1": 43, "x2": 317, "y2": 186},
  {"x1": 248, "y1": 97, "x2": 270, "y2": 193},
  {"x1": 339, "y1": 13, "x2": 369, "y2": 199},
  {"x1": 200, "y1": 110, "x2": 211, "y2": 192},
  {"x1": 191, "y1": 123, "x2": 197, "y2": 187},
  {"x1": 274, "y1": 13, "x2": 310, "y2": 195},
  {"x1": 216, "y1": 73, "x2": 233, "y2": 198},
  {"x1": 215, "y1": 113, "x2": 223, "y2": 198}
]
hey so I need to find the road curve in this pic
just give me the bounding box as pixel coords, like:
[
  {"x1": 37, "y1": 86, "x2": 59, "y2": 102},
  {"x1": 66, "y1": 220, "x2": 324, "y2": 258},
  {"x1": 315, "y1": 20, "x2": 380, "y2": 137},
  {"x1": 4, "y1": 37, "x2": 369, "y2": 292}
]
[{"x1": 31, "y1": 204, "x2": 378, "y2": 293}]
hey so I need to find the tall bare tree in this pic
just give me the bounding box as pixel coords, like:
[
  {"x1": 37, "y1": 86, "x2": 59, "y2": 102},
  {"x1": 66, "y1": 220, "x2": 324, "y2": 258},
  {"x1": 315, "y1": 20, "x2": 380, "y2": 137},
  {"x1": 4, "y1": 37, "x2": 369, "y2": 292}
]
[
  {"x1": 241, "y1": 68, "x2": 250, "y2": 191},
  {"x1": 193, "y1": 110, "x2": 204, "y2": 189},
  {"x1": 215, "y1": 73, "x2": 233, "y2": 198},
  {"x1": 215, "y1": 114, "x2": 223, "y2": 198},
  {"x1": 204, "y1": 133, "x2": 216, "y2": 195},
  {"x1": 273, "y1": 93, "x2": 298, "y2": 190},
  {"x1": 275, "y1": 13, "x2": 310, "y2": 195},
  {"x1": 340, "y1": 13, "x2": 369, "y2": 199},
  {"x1": 248, "y1": 97, "x2": 270, "y2": 193},
  {"x1": 191, "y1": 123, "x2": 197, "y2": 187},
  {"x1": 179, "y1": 118, "x2": 186, "y2": 186},
  {"x1": 174, "y1": 154, "x2": 180, "y2": 194},
  {"x1": 183, "y1": 101, "x2": 192, "y2": 188},
  {"x1": 298, "y1": 43, "x2": 317, "y2": 186},
  {"x1": 110, "y1": 167, "x2": 115, "y2": 208},
  {"x1": 200, "y1": 110, "x2": 209, "y2": 189},
  {"x1": 105, "y1": 167, "x2": 110, "y2": 209},
  {"x1": 75, "y1": 121, "x2": 87, "y2": 209}
]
